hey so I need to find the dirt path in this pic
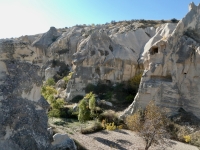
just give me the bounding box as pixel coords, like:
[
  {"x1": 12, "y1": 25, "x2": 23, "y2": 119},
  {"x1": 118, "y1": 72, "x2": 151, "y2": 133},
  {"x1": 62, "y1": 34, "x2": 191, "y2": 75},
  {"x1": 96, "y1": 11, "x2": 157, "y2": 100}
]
[
  {"x1": 69, "y1": 129, "x2": 199, "y2": 150},
  {"x1": 50, "y1": 120, "x2": 199, "y2": 150}
]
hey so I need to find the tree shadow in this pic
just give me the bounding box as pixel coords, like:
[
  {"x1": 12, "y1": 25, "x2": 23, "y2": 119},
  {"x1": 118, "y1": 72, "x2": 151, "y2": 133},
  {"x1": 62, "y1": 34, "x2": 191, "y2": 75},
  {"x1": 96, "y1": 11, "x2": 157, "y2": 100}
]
[
  {"x1": 94, "y1": 137, "x2": 127, "y2": 150},
  {"x1": 101, "y1": 130, "x2": 109, "y2": 134},
  {"x1": 116, "y1": 139, "x2": 132, "y2": 145},
  {"x1": 114, "y1": 130, "x2": 129, "y2": 135}
]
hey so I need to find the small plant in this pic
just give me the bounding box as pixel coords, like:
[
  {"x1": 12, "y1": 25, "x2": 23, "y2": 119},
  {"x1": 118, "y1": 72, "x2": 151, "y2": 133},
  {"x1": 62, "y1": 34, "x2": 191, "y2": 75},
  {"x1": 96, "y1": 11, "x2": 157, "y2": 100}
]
[
  {"x1": 105, "y1": 122, "x2": 116, "y2": 131},
  {"x1": 98, "y1": 110, "x2": 119, "y2": 125},
  {"x1": 102, "y1": 119, "x2": 123, "y2": 130},
  {"x1": 63, "y1": 72, "x2": 73, "y2": 83},
  {"x1": 44, "y1": 78, "x2": 55, "y2": 86},
  {"x1": 183, "y1": 135, "x2": 191, "y2": 143}
]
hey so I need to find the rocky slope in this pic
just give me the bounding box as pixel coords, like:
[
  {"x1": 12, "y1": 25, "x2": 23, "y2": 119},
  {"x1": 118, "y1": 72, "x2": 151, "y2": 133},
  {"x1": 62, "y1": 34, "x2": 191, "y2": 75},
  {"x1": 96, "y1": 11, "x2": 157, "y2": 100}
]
[{"x1": 0, "y1": 2, "x2": 200, "y2": 149}]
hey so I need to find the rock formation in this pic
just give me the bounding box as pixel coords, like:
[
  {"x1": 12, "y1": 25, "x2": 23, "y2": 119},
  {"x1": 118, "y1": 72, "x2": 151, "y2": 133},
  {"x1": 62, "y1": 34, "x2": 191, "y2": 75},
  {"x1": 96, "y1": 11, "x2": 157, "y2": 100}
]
[
  {"x1": 0, "y1": 39, "x2": 51, "y2": 149},
  {"x1": 122, "y1": 2, "x2": 200, "y2": 119},
  {"x1": 0, "y1": 2, "x2": 200, "y2": 149}
]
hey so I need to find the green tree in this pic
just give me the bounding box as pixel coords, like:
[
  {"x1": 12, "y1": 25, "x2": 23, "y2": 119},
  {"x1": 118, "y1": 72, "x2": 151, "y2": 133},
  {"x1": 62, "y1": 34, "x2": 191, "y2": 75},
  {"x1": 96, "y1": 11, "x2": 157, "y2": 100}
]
[{"x1": 78, "y1": 99, "x2": 90, "y2": 122}]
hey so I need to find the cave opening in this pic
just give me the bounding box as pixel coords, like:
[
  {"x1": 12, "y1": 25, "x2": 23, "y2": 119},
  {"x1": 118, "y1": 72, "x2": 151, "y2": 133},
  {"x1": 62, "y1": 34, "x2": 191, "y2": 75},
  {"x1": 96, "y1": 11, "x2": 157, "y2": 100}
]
[{"x1": 152, "y1": 47, "x2": 158, "y2": 54}]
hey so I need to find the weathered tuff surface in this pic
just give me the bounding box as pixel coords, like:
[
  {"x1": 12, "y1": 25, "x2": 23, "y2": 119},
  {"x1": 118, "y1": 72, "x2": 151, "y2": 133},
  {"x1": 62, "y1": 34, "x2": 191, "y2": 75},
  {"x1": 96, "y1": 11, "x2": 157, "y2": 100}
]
[
  {"x1": 0, "y1": 2, "x2": 200, "y2": 149},
  {"x1": 122, "y1": 2, "x2": 200, "y2": 119},
  {"x1": 0, "y1": 39, "x2": 52, "y2": 149},
  {"x1": 0, "y1": 21, "x2": 160, "y2": 149}
]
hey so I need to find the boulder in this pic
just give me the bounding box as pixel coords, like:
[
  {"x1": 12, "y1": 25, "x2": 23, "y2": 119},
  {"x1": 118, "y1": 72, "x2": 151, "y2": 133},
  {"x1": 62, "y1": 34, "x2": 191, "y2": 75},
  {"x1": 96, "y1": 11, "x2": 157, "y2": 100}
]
[{"x1": 51, "y1": 133, "x2": 77, "y2": 150}]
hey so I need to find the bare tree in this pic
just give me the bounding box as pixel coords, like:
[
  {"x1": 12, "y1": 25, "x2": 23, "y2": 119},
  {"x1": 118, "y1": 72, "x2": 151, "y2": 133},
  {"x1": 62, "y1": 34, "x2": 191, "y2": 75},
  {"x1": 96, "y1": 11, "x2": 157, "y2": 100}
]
[{"x1": 126, "y1": 101, "x2": 169, "y2": 150}]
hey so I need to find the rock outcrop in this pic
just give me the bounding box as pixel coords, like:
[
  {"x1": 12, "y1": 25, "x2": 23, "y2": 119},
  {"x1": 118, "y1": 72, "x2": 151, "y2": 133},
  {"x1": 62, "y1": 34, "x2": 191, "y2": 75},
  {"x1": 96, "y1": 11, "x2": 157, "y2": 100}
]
[
  {"x1": 122, "y1": 2, "x2": 200, "y2": 119},
  {"x1": 1, "y1": 2, "x2": 200, "y2": 149},
  {"x1": 0, "y1": 39, "x2": 51, "y2": 149}
]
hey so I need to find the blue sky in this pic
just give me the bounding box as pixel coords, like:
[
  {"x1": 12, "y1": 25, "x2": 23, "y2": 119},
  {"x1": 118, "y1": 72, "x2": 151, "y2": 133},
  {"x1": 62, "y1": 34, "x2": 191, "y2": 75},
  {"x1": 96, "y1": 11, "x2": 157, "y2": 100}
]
[{"x1": 0, "y1": 0, "x2": 199, "y2": 39}]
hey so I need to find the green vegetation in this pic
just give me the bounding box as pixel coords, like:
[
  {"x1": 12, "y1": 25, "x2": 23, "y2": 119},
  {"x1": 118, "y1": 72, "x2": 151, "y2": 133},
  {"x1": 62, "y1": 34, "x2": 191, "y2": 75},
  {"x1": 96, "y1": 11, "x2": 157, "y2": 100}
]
[
  {"x1": 41, "y1": 78, "x2": 65, "y2": 118},
  {"x1": 63, "y1": 72, "x2": 73, "y2": 84},
  {"x1": 78, "y1": 98, "x2": 91, "y2": 122},
  {"x1": 78, "y1": 92, "x2": 97, "y2": 122},
  {"x1": 84, "y1": 73, "x2": 142, "y2": 105}
]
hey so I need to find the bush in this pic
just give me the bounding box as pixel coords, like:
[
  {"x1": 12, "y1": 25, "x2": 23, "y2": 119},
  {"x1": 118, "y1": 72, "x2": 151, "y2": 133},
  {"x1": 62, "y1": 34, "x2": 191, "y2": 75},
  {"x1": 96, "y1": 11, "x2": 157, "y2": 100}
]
[
  {"x1": 125, "y1": 101, "x2": 168, "y2": 150},
  {"x1": 78, "y1": 99, "x2": 90, "y2": 122},
  {"x1": 171, "y1": 18, "x2": 178, "y2": 23},
  {"x1": 128, "y1": 73, "x2": 142, "y2": 91},
  {"x1": 190, "y1": 131, "x2": 200, "y2": 147},
  {"x1": 63, "y1": 72, "x2": 73, "y2": 84},
  {"x1": 80, "y1": 122, "x2": 103, "y2": 134},
  {"x1": 41, "y1": 86, "x2": 57, "y2": 103},
  {"x1": 105, "y1": 122, "x2": 116, "y2": 130},
  {"x1": 98, "y1": 110, "x2": 119, "y2": 125},
  {"x1": 41, "y1": 80, "x2": 66, "y2": 118},
  {"x1": 78, "y1": 92, "x2": 99, "y2": 122},
  {"x1": 183, "y1": 135, "x2": 191, "y2": 143},
  {"x1": 45, "y1": 78, "x2": 55, "y2": 86},
  {"x1": 48, "y1": 109, "x2": 66, "y2": 118}
]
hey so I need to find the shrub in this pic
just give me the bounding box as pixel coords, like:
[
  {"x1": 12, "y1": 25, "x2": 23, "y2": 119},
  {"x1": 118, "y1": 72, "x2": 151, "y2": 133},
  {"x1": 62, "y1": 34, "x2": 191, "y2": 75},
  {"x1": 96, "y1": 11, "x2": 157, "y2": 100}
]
[
  {"x1": 48, "y1": 109, "x2": 65, "y2": 118},
  {"x1": 41, "y1": 80, "x2": 66, "y2": 118},
  {"x1": 128, "y1": 73, "x2": 142, "y2": 91},
  {"x1": 41, "y1": 86, "x2": 57, "y2": 103},
  {"x1": 105, "y1": 122, "x2": 116, "y2": 130},
  {"x1": 80, "y1": 122, "x2": 103, "y2": 134},
  {"x1": 63, "y1": 72, "x2": 73, "y2": 84},
  {"x1": 171, "y1": 18, "x2": 178, "y2": 23},
  {"x1": 45, "y1": 78, "x2": 55, "y2": 86},
  {"x1": 78, "y1": 99, "x2": 90, "y2": 122},
  {"x1": 102, "y1": 120, "x2": 123, "y2": 130},
  {"x1": 51, "y1": 98, "x2": 65, "y2": 109},
  {"x1": 183, "y1": 135, "x2": 191, "y2": 143},
  {"x1": 89, "y1": 94, "x2": 96, "y2": 111},
  {"x1": 190, "y1": 131, "x2": 200, "y2": 147},
  {"x1": 125, "y1": 101, "x2": 168, "y2": 150},
  {"x1": 98, "y1": 110, "x2": 119, "y2": 125},
  {"x1": 78, "y1": 92, "x2": 99, "y2": 122}
]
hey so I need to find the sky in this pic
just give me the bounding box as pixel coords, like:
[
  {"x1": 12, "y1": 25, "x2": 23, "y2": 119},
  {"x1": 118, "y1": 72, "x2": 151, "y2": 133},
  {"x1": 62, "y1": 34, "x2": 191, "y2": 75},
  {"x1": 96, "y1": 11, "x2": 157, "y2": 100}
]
[{"x1": 0, "y1": 0, "x2": 199, "y2": 39}]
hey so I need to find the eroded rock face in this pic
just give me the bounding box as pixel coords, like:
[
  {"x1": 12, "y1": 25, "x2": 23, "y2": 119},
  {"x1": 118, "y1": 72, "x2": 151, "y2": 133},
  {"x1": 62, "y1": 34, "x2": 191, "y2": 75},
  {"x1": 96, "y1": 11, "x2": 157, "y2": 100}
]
[
  {"x1": 1, "y1": 3, "x2": 200, "y2": 148},
  {"x1": 122, "y1": 3, "x2": 200, "y2": 119},
  {"x1": 0, "y1": 38, "x2": 52, "y2": 149}
]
